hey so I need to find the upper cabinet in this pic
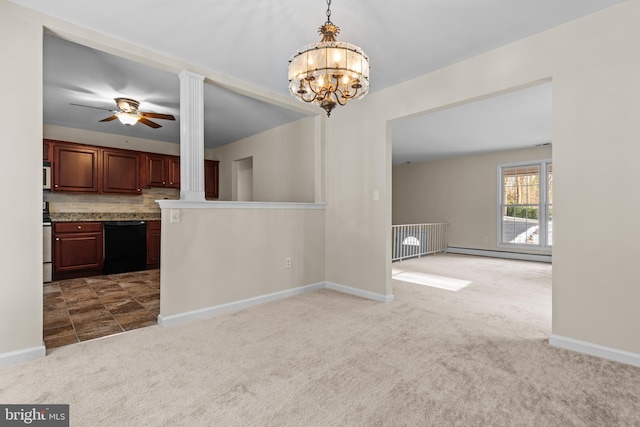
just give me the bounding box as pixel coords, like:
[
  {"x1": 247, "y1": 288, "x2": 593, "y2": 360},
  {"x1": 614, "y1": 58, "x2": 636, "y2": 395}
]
[
  {"x1": 43, "y1": 139, "x2": 52, "y2": 162},
  {"x1": 47, "y1": 140, "x2": 218, "y2": 198},
  {"x1": 144, "y1": 154, "x2": 180, "y2": 189},
  {"x1": 102, "y1": 148, "x2": 142, "y2": 195},
  {"x1": 144, "y1": 153, "x2": 168, "y2": 187},
  {"x1": 168, "y1": 156, "x2": 180, "y2": 189},
  {"x1": 52, "y1": 143, "x2": 100, "y2": 193}
]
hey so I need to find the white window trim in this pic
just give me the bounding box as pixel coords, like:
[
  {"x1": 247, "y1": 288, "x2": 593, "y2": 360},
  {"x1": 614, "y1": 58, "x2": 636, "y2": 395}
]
[{"x1": 497, "y1": 159, "x2": 552, "y2": 251}]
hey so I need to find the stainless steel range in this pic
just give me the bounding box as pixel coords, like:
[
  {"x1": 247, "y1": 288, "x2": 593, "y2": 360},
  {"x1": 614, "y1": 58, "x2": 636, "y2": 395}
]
[{"x1": 43, "y1": 202, "x2": 52, "y2": 283}]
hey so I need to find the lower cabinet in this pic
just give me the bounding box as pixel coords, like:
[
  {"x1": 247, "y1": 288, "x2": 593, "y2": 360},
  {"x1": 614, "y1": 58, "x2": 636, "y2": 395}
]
[
  {"x1": 146, "y1": 220, "x2": 161, "y2": 267},
  {"x1": 53, "y1": 222, "x2": 103, "y2": 279}
]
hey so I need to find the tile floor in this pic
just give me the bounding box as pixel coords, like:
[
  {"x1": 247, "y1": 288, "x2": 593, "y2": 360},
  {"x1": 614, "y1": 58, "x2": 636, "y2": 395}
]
[{"x1": 43, "y1": 269, "x2": 160, "y2": 350}]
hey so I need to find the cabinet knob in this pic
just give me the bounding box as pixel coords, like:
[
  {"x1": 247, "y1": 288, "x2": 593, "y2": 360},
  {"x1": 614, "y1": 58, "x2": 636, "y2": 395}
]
[
  {"x1": 54, "y1": 184, "x2": 58, "y2": 188},
  {"x1": 162, "y1": 181, "x2": 165, "y2": 184},
  {"x1": 77, "y1": 226, "x2": 81, "y2": 229},
  {"x1": 137, "y1": 188, "x2": 141, "y2": 192},
  {"x1": 55, "y1": 237, "x2": 60, "y2": 241}
]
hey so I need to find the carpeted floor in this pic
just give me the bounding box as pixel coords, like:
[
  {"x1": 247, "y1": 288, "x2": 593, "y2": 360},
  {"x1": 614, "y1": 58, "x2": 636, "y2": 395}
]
[{"x1": 1, "y1": 254, "x2": 639, "y2": 426}]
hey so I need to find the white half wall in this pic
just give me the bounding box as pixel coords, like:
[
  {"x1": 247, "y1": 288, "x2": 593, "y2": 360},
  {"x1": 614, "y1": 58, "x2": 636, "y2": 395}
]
[{"x1": 158, "y1": 201, "x2": 326, "y2": 317}]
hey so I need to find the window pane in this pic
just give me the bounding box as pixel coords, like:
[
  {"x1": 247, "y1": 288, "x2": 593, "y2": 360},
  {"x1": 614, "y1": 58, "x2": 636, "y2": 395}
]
[
  {"x1": 547, "y1": 205, "x2": 553, "y2": 246},
  {"x1": 503, "y1": 165, "x2": 540, "y2": 205},
  {"x1": 547, "y1": 163, "x2": 553, "y2": 204},
  {"x1": 502, "y1": 204, "x2": 540, "y2": 245},
  {"x1": 547, "y1": 163, "x2": 552, "y2": 246}
]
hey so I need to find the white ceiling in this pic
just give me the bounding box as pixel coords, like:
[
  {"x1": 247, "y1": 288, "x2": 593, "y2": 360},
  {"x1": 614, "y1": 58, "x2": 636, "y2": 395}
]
[{"x1": 11, "y1": 0, "x2": 626, "y2": 158}]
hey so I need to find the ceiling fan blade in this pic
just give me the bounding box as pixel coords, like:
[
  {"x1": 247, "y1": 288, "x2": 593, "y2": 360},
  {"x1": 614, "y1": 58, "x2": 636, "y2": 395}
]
[
  {"x1": 70, "y1": 103, "x2": 115, "y2": 112},
  {"x1": 139, "y1": 117, "x2": 162, "y2": 128},
  {"x1": 139, "y1": 112, "x2": 175, "y2": 121},
  {"x1": 99, "y1": 115, "x2": 118, "y2": 122}
]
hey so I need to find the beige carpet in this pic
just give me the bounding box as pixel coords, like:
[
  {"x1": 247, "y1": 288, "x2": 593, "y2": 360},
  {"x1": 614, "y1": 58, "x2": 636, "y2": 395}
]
[{"x1": 1, "y1": 254, "x2": 639, "y2": 426}]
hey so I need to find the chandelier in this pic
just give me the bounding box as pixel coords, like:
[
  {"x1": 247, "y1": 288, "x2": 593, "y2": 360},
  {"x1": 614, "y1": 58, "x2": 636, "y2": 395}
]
[{"x1": 288, "y1": 0, "x2": 370, "y2": 117}]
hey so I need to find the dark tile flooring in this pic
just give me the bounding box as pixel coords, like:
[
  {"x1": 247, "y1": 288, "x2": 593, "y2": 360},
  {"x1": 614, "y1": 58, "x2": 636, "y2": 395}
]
[{"x1": 43, "y1": 269, "x2": 160, "y2": 349}]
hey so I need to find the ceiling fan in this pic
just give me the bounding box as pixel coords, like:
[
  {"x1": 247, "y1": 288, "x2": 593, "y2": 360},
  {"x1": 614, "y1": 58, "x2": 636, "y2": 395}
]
[{"x1": 71, "y1": 97, "x2": 175, "y2": 128}]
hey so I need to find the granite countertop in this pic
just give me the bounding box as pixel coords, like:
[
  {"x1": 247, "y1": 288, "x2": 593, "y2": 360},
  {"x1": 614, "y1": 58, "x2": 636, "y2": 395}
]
[{"x1": 50, "y1": 212, "x2": 161, "y2": 222}]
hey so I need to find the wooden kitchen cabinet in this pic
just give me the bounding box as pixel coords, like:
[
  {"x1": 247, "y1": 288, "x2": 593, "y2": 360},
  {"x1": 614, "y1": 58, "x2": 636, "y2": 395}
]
[
  {"x1": 53, "y1": 222, "x2": 103, "y2": 279},
  {"x1": 52, "y1": 143, "x2": 100, "y2": 193},
  {"x1": 168, "y1": 156, "x2": 180, "y2": 188},
  {"x1": 143, "y1": 154, "x2": 180, "y2": 188},
  {"x1": 102, "y1": 148, "x2": 142, "y2": 195},
  {"x1": 146, "y1": 220, "x2": 161, "y2": 267},
  {"x1": 144, "y1": 153, "x2": 168, "y2": 187},
  {"x1": 204, "y1": 160, "x2": 219, "y2": 199},
  {"x1": 43, "y1": 140, "x2": 52, "y2": 162}
]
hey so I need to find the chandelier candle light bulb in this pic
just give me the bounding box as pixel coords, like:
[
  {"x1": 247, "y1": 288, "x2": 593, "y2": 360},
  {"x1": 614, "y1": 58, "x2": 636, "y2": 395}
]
[{"x1": 288, "y1": 0, "x2": 370, "y2": 117}]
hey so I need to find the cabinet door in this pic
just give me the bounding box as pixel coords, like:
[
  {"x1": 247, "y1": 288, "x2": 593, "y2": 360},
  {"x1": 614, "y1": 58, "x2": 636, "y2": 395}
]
[
  {"x1": 54, "y1": 232, "x2": 104, "y2": 272},
  {"x1": 146, "y1": 220, "x2": 161, "y2": 266},
  {"x1": 204, "y1": 160, "x2": 219, "y2": 199},
  {"x1": 145, "y1": 153, "x2": 168, "y2": 187},
  {"x1": 43, "y1": 140, "x2": 52, "y2": 162},
  {"x1": 53, "y1": 144, "x2": 99, "y2": 193},
  {"x1": 102, "y1": 149, "x2": 142, "y2": 195},
  {"x1": 168, "y1": 156, "x2": 180, "y2": 188}
]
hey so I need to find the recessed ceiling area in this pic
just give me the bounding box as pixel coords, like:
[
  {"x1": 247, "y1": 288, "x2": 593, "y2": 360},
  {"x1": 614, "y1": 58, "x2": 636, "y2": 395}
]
[
  {"x1": 43, "y1": 34, "x2": 307, "y2": 149},
  {"x1": 391, "y1": 82, "x2": 552, "y2": 165}
]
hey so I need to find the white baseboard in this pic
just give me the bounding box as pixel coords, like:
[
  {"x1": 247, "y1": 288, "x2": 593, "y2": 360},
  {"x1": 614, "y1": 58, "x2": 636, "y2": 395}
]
[
  {"x1": 549, "y1": 334, "x2": 640, "y2": 367},
  {"x1": 325, "y1": 282, "x2": 395, "y2": 303},
  {"x1": 158, "y1": 282, "x2": 325, "y2": 327},
  {"x1": 446, "y1": 246, "x2": 552, "y2": 263},
  {"x1": 159, "y1": 281, "x2": 394, "y2": 327},
  {"x1": 0, "y1": 343, "x2": 46, "y2": 368}
]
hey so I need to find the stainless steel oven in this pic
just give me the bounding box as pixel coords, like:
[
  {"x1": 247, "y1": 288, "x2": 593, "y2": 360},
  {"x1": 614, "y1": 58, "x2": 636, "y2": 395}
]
[{"x1": 43, "y1": 202, "x2": 52, "y2": 283}]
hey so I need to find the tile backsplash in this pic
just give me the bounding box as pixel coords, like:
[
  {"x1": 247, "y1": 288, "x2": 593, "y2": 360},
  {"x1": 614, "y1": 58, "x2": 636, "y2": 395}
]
[{"x1": 44, "y1": 187, "x2": 179, "y2": 214}]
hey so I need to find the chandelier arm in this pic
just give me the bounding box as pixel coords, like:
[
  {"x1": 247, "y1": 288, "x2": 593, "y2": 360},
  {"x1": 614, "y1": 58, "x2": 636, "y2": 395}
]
[
  {"x1": 298, "y1": 87, "x2": 320, "y2": 103},
  {"x1": 333, "y1": 90, "x2": 350, "y2": 106}
]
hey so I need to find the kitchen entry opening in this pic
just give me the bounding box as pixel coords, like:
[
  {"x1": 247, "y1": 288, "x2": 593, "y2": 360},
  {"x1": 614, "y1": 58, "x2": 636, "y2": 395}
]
[{"x1": 234, "y1": 156, "x2": 253, "y2": 201}]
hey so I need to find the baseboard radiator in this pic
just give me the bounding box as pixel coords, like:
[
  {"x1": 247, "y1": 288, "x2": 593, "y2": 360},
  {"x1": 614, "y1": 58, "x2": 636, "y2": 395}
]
[{"x1": 392, "y1": 223, "x2": 448, "y2": 262}]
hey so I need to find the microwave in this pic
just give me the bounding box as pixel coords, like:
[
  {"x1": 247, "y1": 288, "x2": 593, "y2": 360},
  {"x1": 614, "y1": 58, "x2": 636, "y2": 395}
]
[{"x1": 43, "y1": 162, "x2": 51, "y2": 190}]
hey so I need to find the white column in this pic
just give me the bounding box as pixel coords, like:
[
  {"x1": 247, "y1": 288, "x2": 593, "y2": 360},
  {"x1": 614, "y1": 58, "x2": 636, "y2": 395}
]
[{"x1": 178, "y1": 70, "x2": 205, "y2": 201}]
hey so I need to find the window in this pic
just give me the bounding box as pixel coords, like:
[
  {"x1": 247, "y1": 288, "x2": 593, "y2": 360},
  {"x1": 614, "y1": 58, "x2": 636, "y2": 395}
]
[{"x1": 498, "y1": 160, "x2": 552, "y2": 248}]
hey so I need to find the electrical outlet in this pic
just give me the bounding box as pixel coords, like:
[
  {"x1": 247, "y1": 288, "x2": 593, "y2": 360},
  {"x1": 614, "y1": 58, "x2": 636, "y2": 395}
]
[{"x1": 285, "y1": 257, "x2": 292, "y2": 269}]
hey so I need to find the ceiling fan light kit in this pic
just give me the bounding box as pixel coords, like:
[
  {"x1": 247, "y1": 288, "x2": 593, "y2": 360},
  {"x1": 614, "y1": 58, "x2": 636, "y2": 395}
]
[
  {"x1": 288, "y1": 0, "x2": 370, "y2": 117},
  {"x1": 115, "y1": 111, "x2": 140, "y2": 126},
  {"x1": 72, "y1": 97, "x2": 175, "y2": 129}
]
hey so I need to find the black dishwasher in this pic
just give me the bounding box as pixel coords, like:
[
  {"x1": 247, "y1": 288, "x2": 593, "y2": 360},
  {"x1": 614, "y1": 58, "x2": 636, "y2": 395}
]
[{"x1": 103, "y1": 221, "x2": 147, "y2": 274}]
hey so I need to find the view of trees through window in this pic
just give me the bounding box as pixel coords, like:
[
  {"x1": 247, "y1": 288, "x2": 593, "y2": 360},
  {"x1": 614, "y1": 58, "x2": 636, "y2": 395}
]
[{"x1": 500, "y1": 161, "x2": 552, "y2": 247}]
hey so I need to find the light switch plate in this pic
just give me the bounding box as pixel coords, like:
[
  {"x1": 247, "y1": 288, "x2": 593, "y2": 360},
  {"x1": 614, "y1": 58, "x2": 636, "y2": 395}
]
[{"x1": 170, "y1": 208, "x2": 181, "y2": 223}]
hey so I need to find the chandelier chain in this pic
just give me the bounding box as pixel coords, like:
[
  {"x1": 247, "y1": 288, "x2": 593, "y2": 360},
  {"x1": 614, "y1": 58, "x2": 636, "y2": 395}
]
[{"x1": 326, "y1": 0, "x2": 332, "y2": 24}]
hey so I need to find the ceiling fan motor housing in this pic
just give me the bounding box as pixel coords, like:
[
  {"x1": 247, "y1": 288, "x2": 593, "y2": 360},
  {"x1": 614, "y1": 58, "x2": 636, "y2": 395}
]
[{"x1": 115, "y1": 98, "x2": 140, "y2": 113}]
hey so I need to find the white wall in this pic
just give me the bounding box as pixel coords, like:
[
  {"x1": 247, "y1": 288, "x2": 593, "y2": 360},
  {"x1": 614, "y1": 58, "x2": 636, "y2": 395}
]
[
  {"x1": 159, "y1": 205, "x2": 326, "y2": 317},
  {"x1": 209, "y1": 116, "x2": 316, "y2": 203},
  {"x1": 393, "y1": 145, "x2": 552, "y2": 254},
  {"x1": 326, "y1": 1, "x2": 640, "y2": 355},
  {"x1": 0, "y1": 0, "x2": 45, "y2": 360}
]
